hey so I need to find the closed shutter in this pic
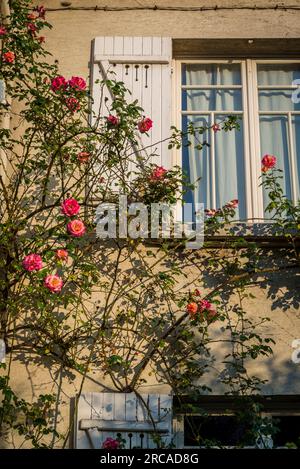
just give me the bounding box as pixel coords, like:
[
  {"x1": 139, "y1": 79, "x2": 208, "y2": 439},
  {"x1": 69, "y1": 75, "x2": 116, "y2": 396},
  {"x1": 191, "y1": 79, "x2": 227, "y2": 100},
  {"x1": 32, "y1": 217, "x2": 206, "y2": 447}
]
[
  {"x1": 75, "y1": 392, "x2": 173, "y2": 449},
  {"x1": 91, "y1": 36, "x2": 172, "y2": 169}
]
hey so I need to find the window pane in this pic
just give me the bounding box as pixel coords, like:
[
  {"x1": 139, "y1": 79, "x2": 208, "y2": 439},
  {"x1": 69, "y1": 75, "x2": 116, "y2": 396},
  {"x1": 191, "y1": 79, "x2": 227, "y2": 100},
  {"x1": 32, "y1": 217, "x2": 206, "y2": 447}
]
[
  {"x1": 258, "y1": 89, "x2": 300, "y2": 112},
  {"x1": 182, "y1": 89, "x2": 242, "y2": 111},
  {"x1": 184, "y1": 415, "x2": 252, "y2": 446},
  {"x1": 260, "y1": 115, "x2": 292, "y2": 211},
  {"x1": 272, "y1": 416, "x2": 300, "y2": 447},
  {"x1": 292, "y1": 115, "x2": 300, "y2": 200},
  {"x1": 182, "y1": 115, "x2": 246, "y2": 220},
  {"x1": 215, "y1": 115, "x2": 246, "y2": 219},
  {"x1": 257, "y1": 63, "x2": 300, "y2": 86},
  {"x1": 182, "y1": 115, "x2": 212, "y2": 216},
  {"x1": 183, "y1": 63, "x2": 241, "y2": 86}
]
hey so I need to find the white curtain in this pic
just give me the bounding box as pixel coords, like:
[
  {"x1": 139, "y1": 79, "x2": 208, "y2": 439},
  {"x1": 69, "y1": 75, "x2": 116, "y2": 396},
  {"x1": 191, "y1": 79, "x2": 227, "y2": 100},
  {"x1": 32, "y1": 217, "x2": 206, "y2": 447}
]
[
  {"x1": 182, "y1": 63, "x2": 246, "y2": 220},
  {"x1": 257, "y1": 64, "x2": 300, "y2": 209}
]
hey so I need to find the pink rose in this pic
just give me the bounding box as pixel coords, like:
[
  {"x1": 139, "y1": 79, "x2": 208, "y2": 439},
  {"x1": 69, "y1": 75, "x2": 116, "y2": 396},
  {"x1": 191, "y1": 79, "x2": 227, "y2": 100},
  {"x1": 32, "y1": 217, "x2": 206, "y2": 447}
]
[
  {"x1": 102, "y1": 437, "x2": 120, "y2": 450},
  {"x1": 51, "y1": 75, "x2": 67, "y2": 92},
  {"x1": 61, "y1": 198, "x2": 80, "y2": 217},
  {"x1": 107, "y1": 114, "x2": 119, "y2": 126},
  {"x1": 77, "y1": 151, "x2": 90, "y2": 163},
  {"x1": 226, "y1": 199, "x2": 239, "y2": 209},
  {"x1": 65, "y1": 97, "x2": 80, "y2": 113},
  {"x1": 44, "y1": 274, "x2": 63, "y2": 293},
  {"x1": 3, "y1": 51, "x2": 15, "y2": 63},
  {"x1": 150, "y1": 166, "x2": 168, "y2": 181},
  {"x1": 138, "y1": 117, "x2": 153, "y2": 133},
  {"x1": 56, "y1": 249, "x2": 68, "y2": 261},
  {"x1": 67, "y1": 219, "x2": 86, "y2": 237},
  {"x1": 0, "y1": 26, "x2": 7, "y2": 36},
  {"x1": 35, "y1": 5, "x2": 46, "y2": 19},
  {"x1": 212, "y1": 123, "x2": 221, "y2": 133},
  {"x1": 261, "y1": 154, "x2": 276, "y2": 172},
  {"x1": 22, "y1": 254, "x2": 43, "y2": 272},
  {"x1": 205, "y1": 208, "x2": 217, "y2": 217},
  {"x1": 68, "y1": 76, "x2": 86, "y2": 91},
  {"x1": 27, "y1": 22, "x2": 37, "y2": 34},
  {"x1": 198, "y1": 299, "x2": 213, "y2": 312}
]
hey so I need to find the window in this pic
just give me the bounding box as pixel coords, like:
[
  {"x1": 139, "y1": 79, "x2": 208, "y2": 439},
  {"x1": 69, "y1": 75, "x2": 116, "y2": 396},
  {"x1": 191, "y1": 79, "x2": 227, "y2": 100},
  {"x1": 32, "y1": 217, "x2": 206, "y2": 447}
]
[{"x1": 177, "y1": 60, "x2": 300, "y2": 221}]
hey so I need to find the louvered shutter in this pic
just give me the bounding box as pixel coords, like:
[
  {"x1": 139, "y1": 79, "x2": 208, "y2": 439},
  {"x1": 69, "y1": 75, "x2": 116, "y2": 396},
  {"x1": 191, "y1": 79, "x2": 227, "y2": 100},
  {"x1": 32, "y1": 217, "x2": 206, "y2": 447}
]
[
  {"x1": 75, "y1": 392, "x2": 173, "y2": 449},
  {"x1": 91, "y1": 36, "x2": 172, "y2": 169}
]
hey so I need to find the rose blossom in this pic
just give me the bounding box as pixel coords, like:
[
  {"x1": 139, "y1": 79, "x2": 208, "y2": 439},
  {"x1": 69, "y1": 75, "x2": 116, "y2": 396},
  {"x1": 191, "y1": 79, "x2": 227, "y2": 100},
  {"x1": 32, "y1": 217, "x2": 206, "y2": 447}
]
[
  {"x1": 51, "y1": 75, "x2": 67, "y2": 92},
  {"x1": 68, "y1": 76, "x2": 86, "y2": 91},
  {"x1": 61, "y1": 198, "x2": 80, "y2": 217},
  {"x1": 22, "y1": 254, "x2": 43, "y2": 272},
  {"x1": 102, "y1": 437, "x2": 120, "y2": 450},
  {"x1": 56, "y1": 249, "x2": 68, "y2": 261},
  {"x1": 226, "y1": 199, "x2": 239, "y2": 209},
  {"x1": 65, "y1": 97, "x2": 80, "y2": 113},
  {"x1": 3, "y1": 51, "x2": 15, "y2": 63},
  {"x1": 107, "y1": 114, "x2": 119, "y2": 126},
  {"x1": 27, "y1": 23, "x2": 37, "y2": 34},
  {"x1": 67, "y1": 219, "x2": 86, "y2": 237},
  {"x1": 186, "y1": 302, "x2": 198, "y2": 315},
  {"x1": 198, "y1": 299, "x2": 213, "y2": 312},
  {"x1": 150, "y1": 166, "x2": 168, "y2": 181},
  {"x1": 27, "y1": 13, "x2": 37, "y2": 20},
  {"x1": 261, "y1": 154, "x2": 276, "y2": 172},
  {"x1": 138, "y1": 117, "x2": 153, "y2": 133},
  {"x1": 0, "y1": 26, "x2": 7, "y2": 36},
  {"x1": 204, "y1": 208, "x2": 217, "y2": 217},
  {"x1": 35, "y1": 5, "x2": 46, "y2": 19},
  {"x1": 77, "y1": 151, "x2": 90, "y2": 163},
  {"x1": 212, "y1": 123, "x2": 221, "y2": 133},
  {"x1": 194, "y1": 289, "x2": 201, "y2": 296},
  {"x1": 44, "y1": 274, "x2": 63, "y2": 293},
  {"x1": 38, "y1": 36, "x2": 45, "y2": 43}
]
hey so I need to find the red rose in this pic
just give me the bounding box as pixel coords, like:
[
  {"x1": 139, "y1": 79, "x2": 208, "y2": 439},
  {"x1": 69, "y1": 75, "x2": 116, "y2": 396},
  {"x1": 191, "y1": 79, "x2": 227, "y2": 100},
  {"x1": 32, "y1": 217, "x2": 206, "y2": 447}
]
[
  {"x1": 51, "y1": 75, "x2": 67, "y2": 92},
  {"x1": 61, "y1": 198, "x2": 80, "y2": 217},
  {"x1": 138, "y1": 117, "x2": 153, "y2": 133},
  {"x1": 68, "y1": 76, "x2": 86, "y2": 91},
  {"x1": 150, "y1": 166, "x2": 168, "y2": 181},
  {"x1": 3, "y1": 51, "x2": 15, "y2": 63},
  {"x1": 107, "y1": 114, "x2": 119, "y2": 126},
  {"x1": 77, "y1": 151, "x2": 90, "y2": 163},
  {"x1": 0, "y1": 26, "x2": 7, "y2": 36},
  {"x1": 65, "y1": 97, "x2": 80, "y2": 113},
  {"x1": 261, "y1": 154, "x2": 276, "y2": 172},
  {"x1": 186, "y1": 302, "x2": 198, "y2": 315}
]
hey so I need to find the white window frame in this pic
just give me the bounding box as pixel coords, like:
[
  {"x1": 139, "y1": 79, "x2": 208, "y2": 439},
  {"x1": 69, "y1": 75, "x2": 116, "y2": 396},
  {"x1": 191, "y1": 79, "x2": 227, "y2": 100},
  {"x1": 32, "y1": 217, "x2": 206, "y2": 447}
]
[{"x1": 173, "y1": 59, "x2": 300, "y2": 223}]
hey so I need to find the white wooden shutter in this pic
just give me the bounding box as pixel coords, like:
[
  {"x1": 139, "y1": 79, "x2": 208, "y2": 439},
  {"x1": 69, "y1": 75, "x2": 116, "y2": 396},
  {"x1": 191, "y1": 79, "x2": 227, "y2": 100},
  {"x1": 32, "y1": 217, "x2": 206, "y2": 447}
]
[
  {"x1": 75, "y1": 392, "x2": 173, "y2": 449},
  {"x1": 91, "y1": 36, "x2": 172, "y2": 168}
]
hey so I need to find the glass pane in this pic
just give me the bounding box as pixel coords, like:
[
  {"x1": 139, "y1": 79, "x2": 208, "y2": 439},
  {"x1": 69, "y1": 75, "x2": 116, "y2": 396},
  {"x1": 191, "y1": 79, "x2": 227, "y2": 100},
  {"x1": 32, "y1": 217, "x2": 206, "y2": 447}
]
[
  {"x1": 215, "y1": 115, "x2": 246, "y2": 220},
  {"x1": 258, "y1": 90, "x2": 300, "y2": 112},
  {"x1": 292, "y1": 115, "x2": 300, "y2": 201},
  {"x1": 257, "y1": 63, "x2": 300, "y2": 86},
  {"x1": 182, "y1": 63, "x2": 241, "y2": 86},
  {"x1": 260, "y1": 115, "x2": 292, "y2": 211},
  {"x1": 182, "y1": 115, "x2": 212, "y2": 217},
  {"x1": 182, "y1": 115, "x2": 246, "y2": 221},
  {"x1": 182, "y1": 89, "x2": 242, "y2": 111}
]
